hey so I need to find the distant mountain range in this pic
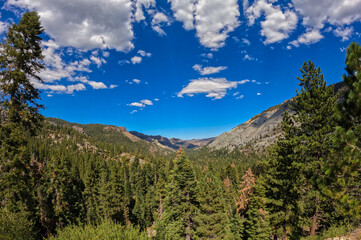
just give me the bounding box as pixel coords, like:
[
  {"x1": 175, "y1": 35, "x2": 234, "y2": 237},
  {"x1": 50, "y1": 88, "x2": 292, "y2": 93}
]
[{"x1": 48, "y1": 82, "x2": 344, "y2": 153}]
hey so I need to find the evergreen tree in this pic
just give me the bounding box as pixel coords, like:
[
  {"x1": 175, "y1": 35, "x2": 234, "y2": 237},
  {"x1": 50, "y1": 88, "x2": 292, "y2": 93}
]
[
  {"x1": 0, "y1": 10, "x2": 44, "y2": 216},
  {"x1": 293, "y1": 61, "x2": 337, "y2": 235},
  {"x1": 157, "y1": 148, "x2": 198, "y2": 240},
  {"x1": 244, "y1": 179, "x2": 271, "y2": 240},
  {"x1": 328, "y1": 42, "x2": 361, "y2": 220},
  {"x1": 194, "y1": 172, "x2": 232, "y2": 240}
]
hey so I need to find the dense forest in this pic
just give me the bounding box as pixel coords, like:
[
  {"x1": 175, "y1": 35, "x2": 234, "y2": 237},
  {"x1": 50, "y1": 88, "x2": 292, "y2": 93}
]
[{"x1": 1, "y1": 11, "x2": 361, "y2": 240}]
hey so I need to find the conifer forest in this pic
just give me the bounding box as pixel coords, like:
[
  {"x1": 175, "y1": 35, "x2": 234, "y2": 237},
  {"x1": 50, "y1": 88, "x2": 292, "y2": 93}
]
[{"x1": 1, "y1": 11, "x2": 361, "y2": 240}]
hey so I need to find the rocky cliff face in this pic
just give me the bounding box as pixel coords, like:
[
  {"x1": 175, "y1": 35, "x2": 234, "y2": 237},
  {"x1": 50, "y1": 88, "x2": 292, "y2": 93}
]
[{"x1": 207, "y1": 100, "x2": 293, "y2": 150}]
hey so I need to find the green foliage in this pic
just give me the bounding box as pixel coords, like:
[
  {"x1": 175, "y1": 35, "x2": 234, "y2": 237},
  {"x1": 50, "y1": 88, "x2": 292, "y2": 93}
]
[
  {"x1": 194, "y1": 172, "x2": 232, "y2": 240},
  {"x1": 328, "y1": 42, "x2": 361, "y2": 220},
  {"x1": 243, "y1": 179, "x2": 271, "y2": 240},
  {"x1": 157, "y1": 149, "x2": 198, "y2": 240},
  {"x1": 49, "y1": 221, "x2": 149, "y2": 240},
  {"x1": 0, "y1": 208, "x2": 35, "y2": 240}
]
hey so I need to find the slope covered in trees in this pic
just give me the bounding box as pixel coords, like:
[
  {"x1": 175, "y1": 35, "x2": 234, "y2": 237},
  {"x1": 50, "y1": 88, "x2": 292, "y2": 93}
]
[{"x1": 1, "y1": 11, "x2": 361, "y2": 240}]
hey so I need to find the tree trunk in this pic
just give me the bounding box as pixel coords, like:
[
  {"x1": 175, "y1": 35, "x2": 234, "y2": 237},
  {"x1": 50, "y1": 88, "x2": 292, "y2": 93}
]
[{"x1": 310, "y1": 198, "x2": 319, "y2": 236}]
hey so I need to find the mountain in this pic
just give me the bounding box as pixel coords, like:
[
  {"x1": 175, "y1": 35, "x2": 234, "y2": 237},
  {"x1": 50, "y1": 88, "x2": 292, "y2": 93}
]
[
  {"x1": 130, "y1": 131, "x2": 214, "y2": 150},
  {"x1": 207, "y1": 82, "x2": 345, "y2": 151},
  {"x1": 207, "y1": 100, "x2": 292, "y2": 151},
  {"x1": 47, "y1": 118, "x2": 214, "y2": 154}
]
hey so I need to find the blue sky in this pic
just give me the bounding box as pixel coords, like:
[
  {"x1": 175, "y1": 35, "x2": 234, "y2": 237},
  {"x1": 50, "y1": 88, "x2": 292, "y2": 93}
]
[{"x1": 1, "y1": 0, "x2": 361, "y2": 139}]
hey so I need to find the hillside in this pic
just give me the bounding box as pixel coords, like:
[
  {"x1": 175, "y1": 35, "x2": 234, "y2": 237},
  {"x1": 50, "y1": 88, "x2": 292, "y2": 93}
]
[{"x1": 207, "y1": 82, "x2": 345, "y2": 151}]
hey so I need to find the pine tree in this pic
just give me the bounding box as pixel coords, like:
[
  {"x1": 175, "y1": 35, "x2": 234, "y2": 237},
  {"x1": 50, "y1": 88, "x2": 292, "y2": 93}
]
[
  {"x1": 244, "y1": 179, "x2": 271, "y2": 240},
  {"x1": 194, "y1": 171, "x2": 232, "y2": 240},
  {"x1": 157, "y1": 148, "x2": 198, "y2": 240},
  {"x1": 262, "y1": 111, "x2": 303, "y2": 238},
  {"x1": 293, "y1": 61, "x2": 337, "y2": 236},
  {"x1": 328, "y1": 42, "x2": 361, "y2": 220},
  {"x1": 0, "y1": 11, "x2": 44, "y2": 214}
]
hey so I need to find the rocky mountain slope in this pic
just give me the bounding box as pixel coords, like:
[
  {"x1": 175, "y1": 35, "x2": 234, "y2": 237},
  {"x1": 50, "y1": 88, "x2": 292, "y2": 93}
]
[
  {"x1": 207, "y1": 100, "x2": 292, "y2": 150},
  {"x1": 206, "y1": 82, "x2": 345, "y2": 151},
  {"x1": 130, "y1": 131, "x2": 214, "y2": 150}
]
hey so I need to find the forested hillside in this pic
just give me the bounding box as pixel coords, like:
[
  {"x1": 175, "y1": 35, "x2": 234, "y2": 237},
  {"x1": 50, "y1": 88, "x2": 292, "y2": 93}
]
[{"x1": 1, "y1": 11, "x2": 361, "y2": 240}]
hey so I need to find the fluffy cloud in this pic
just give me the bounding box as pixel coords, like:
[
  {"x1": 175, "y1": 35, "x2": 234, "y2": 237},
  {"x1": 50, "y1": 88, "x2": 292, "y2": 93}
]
[
  {"x1": 33, "y1": 81, "x2": 86, "y2": 94},
  {"x1": 31, "y1": 40, "x2": 114, "y2": 94},
  {"x1": 138, "y1": 50, "x2": 152, "y2": 57},
  {"x1": 168, "y1": 0, "x2": 240, "y2": 49},
  {"x1": 178, "y1": 78, "x2": 249, "y2": 100},
  {"x1": 289, "y1": 29, "x2": 324, "y2": 47},
  {"x1": 292, "y1": 0, "x2": 361, "y2": 29},
  {"x1": 192, "y1": 64, "x2": 227, "y2": 75},
  {"x1": 0, "y1": 21, "x2": 7, "y2": 34},
  {"x1": 333, "y1": 26, "x2": 353, "y2": 42},
  {"x1": 151, "y1": 12, "x2": 171, "y2": 36},
  {"x1": 290, "y1": 0, "x2": 361, "y2": 46},
  {"x1": 245, "y1": 0, "x2": 298, "y2": 44},
  {"x1": 134, "y1": 0, "x2": 156, "y2": 22},
  {"x1": 127, "y1": 99, "x2": 154, "y2": 108},
  {"x1": 6, "y1": 0, "x2": 134, "y2": 51},
  {"x1": 131, "y1": 56, "x2": 142, "y2": 64},
  {"x1": 90, "y1": 56, "x2": 107, "y2": 68}
]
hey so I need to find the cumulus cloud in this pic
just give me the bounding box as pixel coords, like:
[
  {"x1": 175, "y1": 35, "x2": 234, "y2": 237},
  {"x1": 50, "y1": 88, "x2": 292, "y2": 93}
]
[
  {"x1": 127, "y1": 99, "x2": 154, "y2": 108},
  {"x1": 333, "y1": 26, "x2": 353, "y2": 41},
  {"x1": 192, "y1": 64, "x2": 228, "y2": 75},
  {"x1": 137, "y1": 50, "x2": 152, "y2": 57},
  {"x1": 177, "y1": 78, "x2": 249, "y2": 100},
  {"x1": 245, "y1": 0, "x2": 298, "y2": 44},
  {"x1": 6, "y1": 0, "x2": 135, "y2": 52},
  {"x1": 90, "y1": 56, "x2": 107, "y2": 68},
  {"x1": 151, "y1": 12, "x2": 171, "y2": 36},
  {"x1": 134, "y1": 0, "x2": 156, "y2": 22},
  {"x1": 31, "y1": 40, "x2": 115, "y2": 94},
  {"x1": 289, "y1": 29, "x2": 324, "y2": 47},
  {"x1": 32, "y1": 81, "x2": 86, "y2": 94},
  {"x1": 131, "y1": 56, "x2": 142, "y2": 64},
  {"x1": 291, "y1": 0, "x2": 361, "y2": 46},
  {"x1": 292, "y1": 0, "x2": 361, "y2": 30},
  {"x1": 168, "y1": 0, "x2": 240, "y2": 49},
  {"x1": 0, "y1": 21, "x2": 7, "y2": 34}
]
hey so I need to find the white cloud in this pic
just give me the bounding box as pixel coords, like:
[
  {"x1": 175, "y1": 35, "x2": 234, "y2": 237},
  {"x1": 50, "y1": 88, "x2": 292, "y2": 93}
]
[
  {"x1": 110, "y1": 84, "x2": 118, "y2": 89},
  {"x1": 127, "y1": 99, "x2": 154, "y2": 108},
  {"x1": 201, "y1": 53, "x2": 213, "y2": 59},
  {"x1": 257, "y1": 92, "x2": 262, "y2": 95},
  {"x1": 154, "y1": 98, "x2": 159, "y2": 101},
  {"x1": 6, "y1": 0, "x2": 135, "y2": 52},
  {"x1": 289, "y1": 29, "x2": 324, "y2": 47},
  {"x1": 0, "y1": 21, "x2": 7, "y2": 34},
  {"x1": 178, "y1": 77, "x2": 249, "y2": 100},
  {"x1": 134, "y1": 0, "x2": 156, "y2": 22},
  {"x1": 243, "y1": 54, "x2": 257, "y2": 61},
  {"x1": 168, "y1": 0, "x2": 240, "y2": 49},
  {"x1": 292, "y1": 0, "x2": 361, "y2": 30},
  {"x1": 31, "y1": 40, "x2": 115, "y2": 94},
  {"x1": 192, "y1": 64, "x2": 227, "y2": 75},
  {"x1": 236, "y1": 94, "x2": 244, "y2": 100},
  {"x1": 130, "y1": 110, "x2": 138, "y2": 114},
  {"x1": 133, "y1": 79, "x2": 141, "y2": 84},
  {"x1": 242, "y1": 38, "x2": 251, "y2": 45},
  {"x1": 137, "y1": 50, "x2": 152, "y2": 57},
  {"x1": 151, "y1": 12, "x2": 171, "y2": 36},
  {"x1": 168, "y1": 0, "x2": 196, "y2": 30},
  {"x1": 33, "y1": 81, "x2": 86, "y2": 94},
  {"x1": 131, "y1": 56, "x2": 142, "y2": 64},
  {"x1": 290, "y1": 0, "x2": 361, "y2": 46},
  {"x1": 245, "y1": 0, "x2": 298, "y2": 44},
  {"x1": 333, "y1": 26, "x2": 353, "y2": 42},
  {"x1": 90, "y1": 55, "x2": 107, "y2": 68}
]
